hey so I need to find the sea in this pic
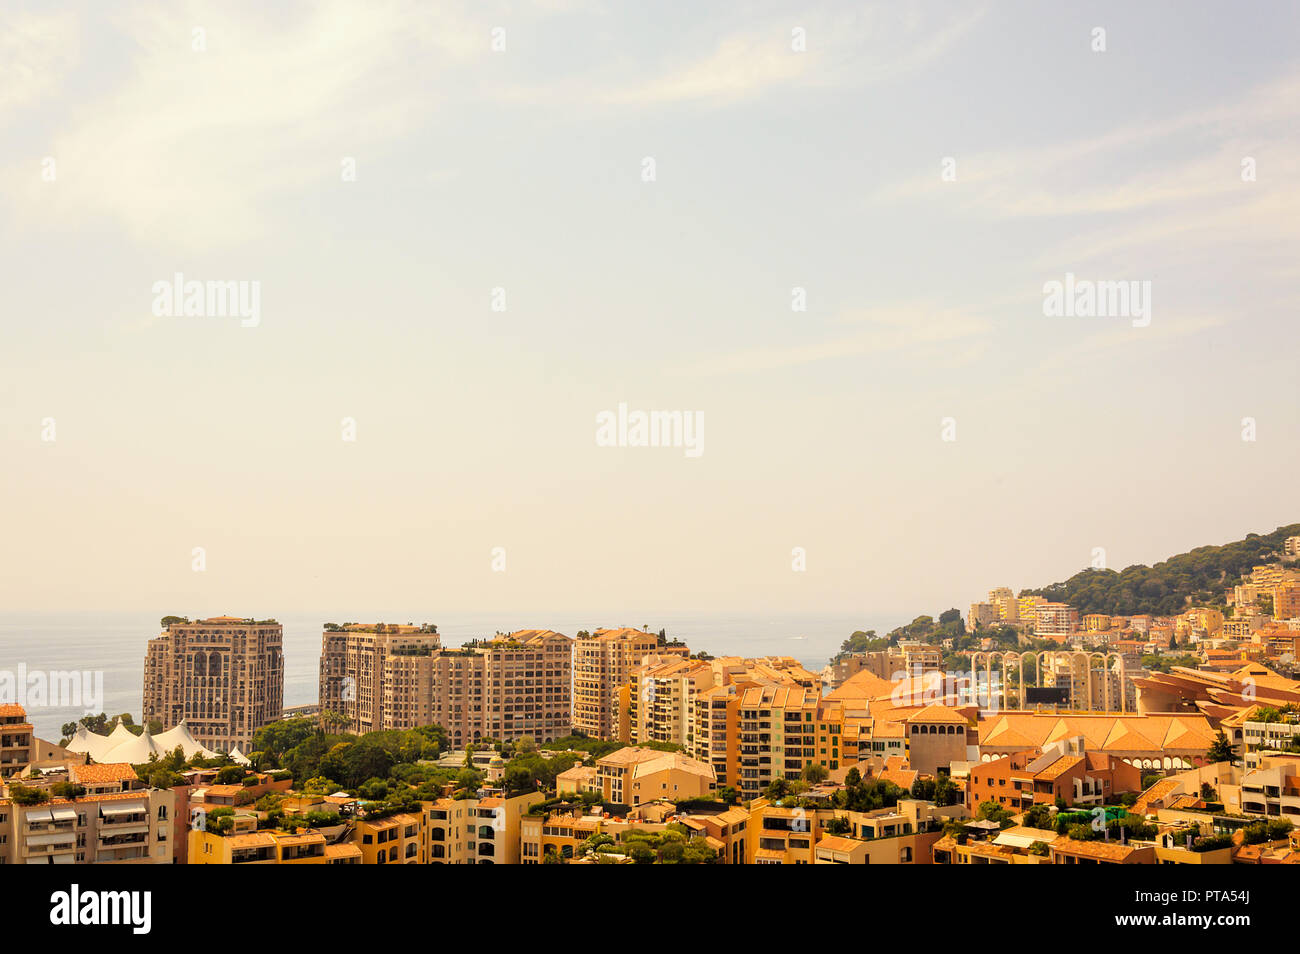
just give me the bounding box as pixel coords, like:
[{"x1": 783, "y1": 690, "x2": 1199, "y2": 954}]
[{"x1": 0, "y1": 611, "x2": 897, "y2": 741}]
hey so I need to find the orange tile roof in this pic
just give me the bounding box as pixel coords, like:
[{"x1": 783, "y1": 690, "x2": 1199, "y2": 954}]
[
  {"x1": 69, "y1": 763, "x2": 139, "y2": 786},
  {"x1": 966, "y1": 841, "x2": 1020, "y2": 859},
  {"x1": 1035, "y1": 754, "x2": 1083, "y2": 782},
  {"x1": 1051, "y1": 839, "x2": 1142, "y2": 861},
  {"x1": 202, "y1": 785, "x2": 245, "y2": 797},
  {"x1": 816, "y1": 835, "x2": 862, "y2": 853},
  {"x1": 227, "y1": 833, "x2": 278, "y2": 848},
  {"x1": 905, "y1": 704, "x2": 971, "y2": 725}
]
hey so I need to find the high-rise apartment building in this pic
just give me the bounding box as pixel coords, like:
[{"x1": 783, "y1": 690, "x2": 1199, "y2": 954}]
[
  {"x1": 318, "y1": 624, "x2": 441, "y2": 734},
  {"x1": 428, "y1": 631, "x2": 573, "y2": 745},
  {"x1": 143, "y1": 616, "x2": 284, "y2": 752},
  {"x1": 988, "y1": 587, "x2": 1019, "y2": 621},
  {"x1": 572, "y1": 628, "x2": 660, "y2": 740},
  {"x1": 1274, "y1": 580, "x2": 1300, "y2": 620},
  {"x1": 737, "y1": 685, "x2": 821, "y2": 800},
  {"x1": 1034, "y1": 602, "x2": 1080, "y2": 638},
  {"x1": 630, "y1": 654, "x2": 820, "y2": 755},
  {"x1": 318, "y1": 625, "x2": 572, "y2": 745}
]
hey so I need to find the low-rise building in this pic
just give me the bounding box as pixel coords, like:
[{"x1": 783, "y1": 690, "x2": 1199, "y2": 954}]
[
  {"x1": 2, "y1": 787, "x2": 175, "y2": 865},
  {"x1": 595, "y1": 747, "x2": 715, "y2": 807}
]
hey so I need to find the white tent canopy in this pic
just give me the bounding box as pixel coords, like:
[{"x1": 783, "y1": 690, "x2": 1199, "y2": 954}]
[{"x1": 66, "y1": 717, "x2": 222, "y2": 764}]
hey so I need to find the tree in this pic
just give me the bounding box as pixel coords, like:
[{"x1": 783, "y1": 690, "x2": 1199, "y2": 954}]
[
  {"x1": 801, "y1": 762, "x2": 829, "y2": 785},
  {"x1": 764, "y1": 777, "x2": 792, "y2": 800},
  {"x1": 1067, "y1": 823, "x2": 1097, "y2": 841},
  {"x1": 1023, "y1": 804, "x2": 1054, "y2": 831},
  {"x1": 214, "y1": 766, "x2": 246, "y2": 785},
  {"x1": 933, "y1": 775, "x2": 960, "y2": 807},
  {"x1": 1206, "y1": 730, "x2": 1235, "y2": 765},
  {"x1": 8, "y1": 784, "x2": 49, "y2": 806}
]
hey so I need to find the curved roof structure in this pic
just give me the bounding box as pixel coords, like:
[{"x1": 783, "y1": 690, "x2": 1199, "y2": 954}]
[{"x1": 65, "y1": 717, "x2": 220, "y2": 763}]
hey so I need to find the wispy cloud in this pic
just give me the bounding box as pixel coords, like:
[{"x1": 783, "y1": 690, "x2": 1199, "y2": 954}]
[
  {"x1": 1, "y1": 1, "x2": 480, "y2": 249},
  {"x1": 0, "y1": 10, "x2": 79, "y2": 116},
  {"x1": 873, "y1": 71, "x2": 1300, "y2": 222},
  {"x1": 675, "y1": 304, "x2": 992, "y2": 376},
  {"x1": 1, "y1": 1, "x2": 986, "y2": 249},
  {"x1": 600, "y1": 5, "x2": 986, "y2": 106}
]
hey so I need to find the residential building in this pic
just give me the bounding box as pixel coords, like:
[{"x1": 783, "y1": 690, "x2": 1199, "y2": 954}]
[
  {"x1": 1049, "y1": 840, "x2": 1155, "y2": 864},
  {"x1": 978, "y1": 711, "x2": 1218, "y2": 771},
  {"x1": 1275, "y1": 581, "x2": 1300, "y2": 620},
  {"x1": 750, "y1": 797, "x2": 963, "y2": 865},
  {"x1": 143, "y1": 616, "x2": 284, "y2": 752},
  {"x1": 736, "y1": 685, "x2": 821, "y2": 800},
  {"x1": 428, "y1": 631, "x2": 573, "y2": 745},
  {"x1": 1240, "y1": 756, "x2": 1300, "y2": 819},
  {"x1": 318, "y1": 623, "x2": 441, "y2": 733},
  {"x1": 1, "y1": 784, "x2": 175, "y2": 865},
  {"x1": 594, "y1": 746, "x2": 715, "y2": 806},
  {"x1": 572, "y1": 628, "x2": 659, "y2": 740},
  {"x1": 0, "y1": 705, "x2": 33, "y2": 779},
  {"x1": 989, "y1": 587, "x2": 1020, "y2": 622},
  {"x1": 422, "y1": 791, "x2": 543, "y2": 864},
  {"x1": 968, "y1": 602, "x2": 997, "y2": 629},
  {"x1": 319, "y1": 625, "x2": 572, "y2": 744},
  {"x1": 966, "y1": 737, "x2": 1141, "y2": 810},
  {"x1": 1035, "y1": 603, "x2": 1080, "y2": 638}
]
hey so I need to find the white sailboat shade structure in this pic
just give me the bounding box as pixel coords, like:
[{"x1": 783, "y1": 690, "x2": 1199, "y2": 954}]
[{"x1": 65, "y1": 718, "x2": 221, "y2": 763}]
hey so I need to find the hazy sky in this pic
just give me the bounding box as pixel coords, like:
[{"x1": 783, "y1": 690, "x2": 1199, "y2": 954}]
[{"x1": 2, "y1": 1, "x2": 1297, "y2": 621}]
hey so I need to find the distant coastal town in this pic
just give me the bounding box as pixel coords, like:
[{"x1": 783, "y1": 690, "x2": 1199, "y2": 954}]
[{"x1": 2, "y1": 527, "x2": 1299, "y2": 865}]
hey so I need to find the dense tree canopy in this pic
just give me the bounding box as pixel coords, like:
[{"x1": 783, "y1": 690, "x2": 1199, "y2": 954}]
[{"x1": 1023, "y1": 524, "x2": 1300, "y2": 616}]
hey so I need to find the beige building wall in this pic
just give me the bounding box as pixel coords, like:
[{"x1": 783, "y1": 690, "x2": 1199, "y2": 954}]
[
  {"x1": 0, "y1": 788, "x2": 175, "y2": 865},
  {"x1": 143, "y1": 616, "x2": 284, "y2": 751},
  {"x1": 320, "y1": 626, "x2": 571, "y2": 745},
  {"x1": 572, "y1": 629, "x2": 659, "y2": 740}
]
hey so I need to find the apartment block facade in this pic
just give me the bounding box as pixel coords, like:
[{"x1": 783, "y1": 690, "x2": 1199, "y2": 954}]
[
  {"x1": 0, "y1": 706, "x2": 33, "y2": 779},
  {"x1": 428, "y1": 632, "x2": 572, "y2": 745},
  {"x1": 143, "y1": 616, "x2": 284, "y2": 752},
  {"x1": 1, "y1": 788, "x2": 175, "y2": 865},
  {"x1": 1034, "y1": 602, "x2": 1080, "y2": 637},
  {"x1": 572, "y1": 628, "x2": 659, "y2": 740},
  {"x1": 319, "y1": 625, "x2": 572, "y2": 745},
  {"x1": 594, "y1": 746, "x2": 715, "y2": 807}
]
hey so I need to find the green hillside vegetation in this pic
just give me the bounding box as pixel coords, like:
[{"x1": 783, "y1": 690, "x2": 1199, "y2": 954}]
[
  {"x1": 834, "y1": 523, "x2": 1297, "y2": 661},
  {"x1": 1022, "y1": 523, "x2": 1300, "y2": 617},
  {"x1": 834, "y1": 609, "x2": 965, "y2": 661}
]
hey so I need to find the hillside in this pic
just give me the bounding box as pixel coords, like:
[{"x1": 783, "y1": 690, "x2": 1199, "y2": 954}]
[{"x1": 1022, "y1": 523, "x2": 1300, "y2": 617}]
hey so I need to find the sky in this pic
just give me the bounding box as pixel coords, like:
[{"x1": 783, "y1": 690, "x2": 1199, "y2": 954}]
[{"x1": 1, "y1": 0, "x2": 1297, "y2": 622}]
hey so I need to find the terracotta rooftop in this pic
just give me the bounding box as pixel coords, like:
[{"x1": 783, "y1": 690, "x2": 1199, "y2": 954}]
[
  {"x1": 1051, "y1": 838, "x2": 1143, "y2": 861},
  {"x1": 68, "y1": 763, "x2": 138, "y2": 786},
  {"x1": 816, "y1": 835, "x2": 862, "y2": 853}
]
